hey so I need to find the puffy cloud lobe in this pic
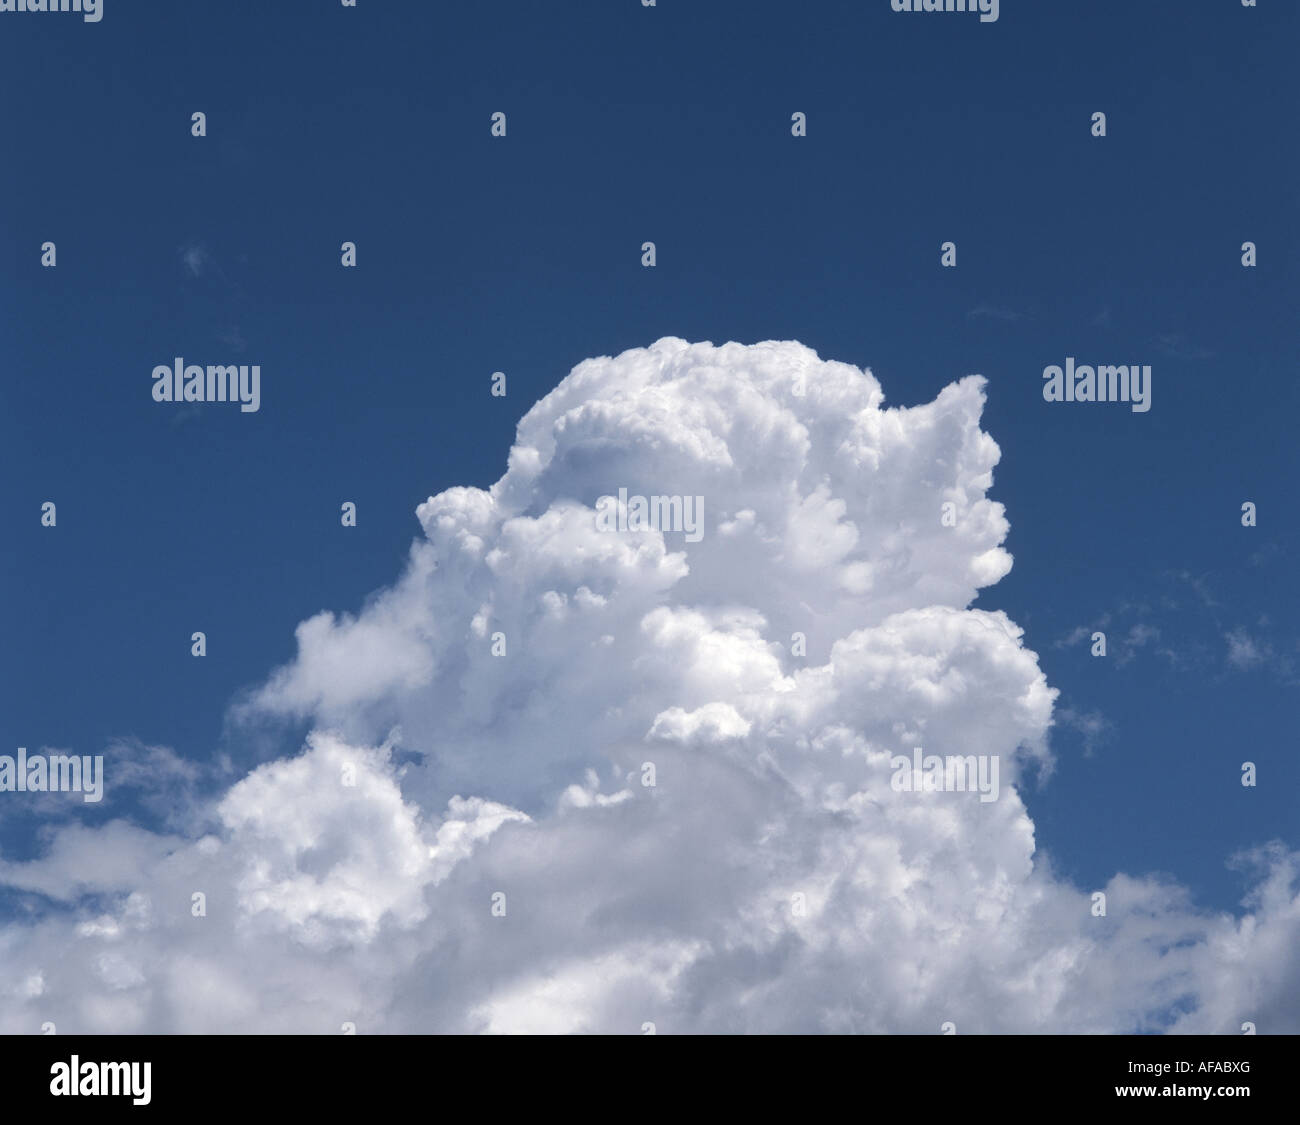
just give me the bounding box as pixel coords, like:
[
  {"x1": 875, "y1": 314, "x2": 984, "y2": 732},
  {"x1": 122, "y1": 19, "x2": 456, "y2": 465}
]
[
  {"x1": 217, "y1": 732, "x2": 435, "y2": 947},
  {"x1": 1, "y1": 338, "x2": 1298, "y2": 1033}
]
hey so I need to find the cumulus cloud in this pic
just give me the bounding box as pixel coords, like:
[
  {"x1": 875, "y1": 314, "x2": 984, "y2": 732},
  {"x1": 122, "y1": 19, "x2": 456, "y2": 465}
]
[{"x1": 1, "y1": 338, "x2": 1297, "y2": 1034}]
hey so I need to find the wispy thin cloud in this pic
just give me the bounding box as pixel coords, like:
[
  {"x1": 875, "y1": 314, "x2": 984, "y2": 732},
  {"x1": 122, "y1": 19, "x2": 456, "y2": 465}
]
[
  {"x1": 1153, "y1": 333, "x2": 1212, "y2": 361},
  {"x1": 179, "y1": 241, "x2": 211, "y2": 278},
  {"x1": 967, "y1": 302, "x2": 1026, "y2": 323},
  {"x1": 1054, "y1": 705, "x2": 1114, "y2": 757}
]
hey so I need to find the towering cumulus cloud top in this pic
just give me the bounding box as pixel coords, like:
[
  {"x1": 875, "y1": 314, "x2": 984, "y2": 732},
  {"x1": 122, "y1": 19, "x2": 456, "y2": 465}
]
[{"x1": 2, "y1": 339, "x2": 1297, "y2": 1034}]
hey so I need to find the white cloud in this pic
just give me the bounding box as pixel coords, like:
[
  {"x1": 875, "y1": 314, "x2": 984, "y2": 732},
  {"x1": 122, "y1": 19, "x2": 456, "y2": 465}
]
[
  {"x1": 1226, "y1": 628, "x2": 1268, "y2": 670},
  {"x1": 179, "y1": 242, "x2": 210, "y2": 278},
  {"x1": 1, "y1": 338, "x2": 1297, "y2": 1034}
]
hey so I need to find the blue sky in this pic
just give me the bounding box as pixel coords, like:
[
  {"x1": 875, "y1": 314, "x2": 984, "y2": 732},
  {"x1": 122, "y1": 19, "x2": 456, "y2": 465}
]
[{"x1": 1, "y1": 0, "x2": 1298, "y2": 1026}]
